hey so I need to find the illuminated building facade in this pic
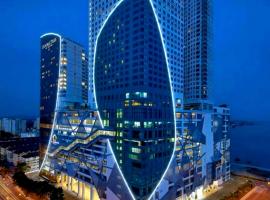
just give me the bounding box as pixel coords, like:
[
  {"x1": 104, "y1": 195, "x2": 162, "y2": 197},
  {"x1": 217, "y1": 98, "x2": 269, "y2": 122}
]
[
  {"x1": 40, "y1": 106, "x2": 231, "y2": 200},
  {"x1": 88, "y1": 0, "x2": 226, "y2": 200},
  {"x1": 94, "y1": 0, "x2": 175, "y2": 199},
  {"x1": 40, "y1": 0, "x2": 231, "y2": 199},
  {"x1": 89, "y1": 0, "x2": 186, "y2": 198},
  {"x1": 40, "y1": 33, "x2": 134, "y2": 200},
  {"x1": 155, "y1": 107, "x2": 230, "y2": 200},
  {"x1": 212, "y1": 105, "x2": 231, "y2": 183},
  {"x1": 89, "y1": 0, "x2": 184, "y2": 109},
  {"x1": 40, "y1": 108, "x2": 118, "y2": 200},
  {"x1": 40, "y1": 33, "x2": 88, "y2": 164}
]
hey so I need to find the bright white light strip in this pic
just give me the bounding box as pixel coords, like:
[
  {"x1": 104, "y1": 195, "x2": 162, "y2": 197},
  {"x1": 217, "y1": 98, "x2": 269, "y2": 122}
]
[
  {"x1": 92, "y1": 0, "x2": 177, "y2": 200},
  {"x1": 107, "y1": 139, "x2": 136, "y2": 199},
  {"x1": 25, "y1": 169, "x2": 40, "y2": 175},
  {"x1": 39, "y1": 33, "x2": 62, "y2": 172},
  {"x1": 92, "y1": 1, "x2": 136, "y2": 200},
  {"x1": 40, "y1": 32, "x2": 61, "y2": 39},
  {"x1": 147, "y1": 0, "x2": 177, "y2": 199}
]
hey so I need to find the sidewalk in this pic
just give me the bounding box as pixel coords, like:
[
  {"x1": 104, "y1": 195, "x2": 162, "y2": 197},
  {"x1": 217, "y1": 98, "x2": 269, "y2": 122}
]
[
  {"x1": 63, "y1": 190, "x2": 80, "y2": 200},
  {"x1": 204, "y1": 175, "x2": 250, "y2": 200},
  {"x1": 241, "y1": 185, "x2": 270, "y2": 200}
]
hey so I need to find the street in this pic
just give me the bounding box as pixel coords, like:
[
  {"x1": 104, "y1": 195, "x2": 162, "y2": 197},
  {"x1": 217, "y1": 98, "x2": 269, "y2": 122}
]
[
  {"x1": 0, "y1": 175, "x2": 34, "y2": 200},
  {"x1": 241, "y1": 184, "x2": 270, "y2": 200},
  {"x1": 0, "y1": 179, "x2": 21, "y2": 200}
]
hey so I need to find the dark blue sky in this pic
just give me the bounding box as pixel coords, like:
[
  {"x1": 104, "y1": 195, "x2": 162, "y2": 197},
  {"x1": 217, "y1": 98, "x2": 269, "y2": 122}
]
[{"x1": 0, "y1": 0, "x2": 270, "y2": 120}]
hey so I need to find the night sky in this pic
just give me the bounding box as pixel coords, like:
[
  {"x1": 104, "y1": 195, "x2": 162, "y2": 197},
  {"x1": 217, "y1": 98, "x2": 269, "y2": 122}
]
[{"x1": 0, "y1": 0, "x2": 270, "y2": 121}]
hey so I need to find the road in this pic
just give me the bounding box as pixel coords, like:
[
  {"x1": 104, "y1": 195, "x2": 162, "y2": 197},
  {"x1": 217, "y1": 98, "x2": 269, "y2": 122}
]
[
  {"x1": 0, "y1": 179, "x2": 20, "y2": 200},
  {"x1": 241, "y1": 184, "x2": 270, "y2": 200},
  {"x1": 0, "y1": 175, "x2": 33, "y2": 200}
]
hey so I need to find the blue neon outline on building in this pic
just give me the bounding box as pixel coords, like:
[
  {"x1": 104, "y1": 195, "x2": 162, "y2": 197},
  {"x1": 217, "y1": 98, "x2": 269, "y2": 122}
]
[
  {"x1": 92, "y1": 0, "x2": 177, "y2": 199},
  {"x1": 40, "y1": 32, "x2": 62, "y2": 171},
  {"x1": 40, "y1": 1, "x2": 179, "y2": 198}
]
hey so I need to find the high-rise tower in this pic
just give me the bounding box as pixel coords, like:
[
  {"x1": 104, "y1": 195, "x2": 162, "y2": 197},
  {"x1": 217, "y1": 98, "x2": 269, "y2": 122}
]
[
  {"x1": 40, "y1": 33, "x2": 88, "y2": 164},
  {"x1": 94, "y1": 0, "x2": 175, "y2": 199},
  {"x1": 41, "y1": 0, "x2": 230, "y2": 199},
  {"x1": 89, "y1": 0, "x2": 184, "y2": 108},
  {"x1": 183, "y1": 0, "x2": 212, "y2": 109},
  {"x1": 89, "y1": 0, "x2": 184, "y2": 199}
]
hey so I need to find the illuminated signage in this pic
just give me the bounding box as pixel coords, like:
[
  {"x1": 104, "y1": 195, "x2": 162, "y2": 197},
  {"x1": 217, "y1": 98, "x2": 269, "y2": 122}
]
[{"x1": 42, "y1": 38, "x2": 57, "y2": 50}]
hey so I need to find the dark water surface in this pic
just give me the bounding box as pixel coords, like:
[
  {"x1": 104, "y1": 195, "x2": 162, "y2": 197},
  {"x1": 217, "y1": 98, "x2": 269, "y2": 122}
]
[{"x1": 230, "y1": 122, "x2": 270, "y2": 170}]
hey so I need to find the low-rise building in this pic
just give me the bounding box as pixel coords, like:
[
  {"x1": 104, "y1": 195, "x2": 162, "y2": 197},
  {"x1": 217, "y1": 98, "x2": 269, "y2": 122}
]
[
  {"x1": 0, "y1": 137, "x2": 39, "y2": 172},
  {"x1": 154, "y1": 105, "x2": 231, "y2": 200},
  {"x1": 19, "y1": 131, "x2": 39, "y2": 138}
]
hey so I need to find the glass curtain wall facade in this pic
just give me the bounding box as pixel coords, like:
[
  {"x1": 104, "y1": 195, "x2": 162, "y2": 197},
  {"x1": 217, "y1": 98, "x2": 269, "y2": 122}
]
[
  {"x1": 59, "y1": 38, "x2": 89, "y2": 107},
  {"x1": 94, "y1": 0, "x2": 175, "y2": 199},
  {"x1": 40, "y1": 33, "x2": 61, "y2": 165},
  {"x1": 183, "y1": 0, "x2": 212, "y2": 106},
  {"x1": 35, "y1": 1, "x2": 228, "y2": 200},
  {"x1": 40, "y1": 33, "x2": 88, "y2": 165},
  {"x1": 40, "y1": 1, "x2": 221, "y2": 199},
  {"x1": 89, "y1": 0, "x2": 184, "y2": 199},
  {"x1": 89, "y1": 0, "x2": 184, "y2": 108}
]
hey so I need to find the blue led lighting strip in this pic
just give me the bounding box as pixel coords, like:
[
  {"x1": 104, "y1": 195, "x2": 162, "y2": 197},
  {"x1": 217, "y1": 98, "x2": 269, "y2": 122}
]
[
  {"x1": 92, "y1": 1, "x2": 136, "y2": 200},
  {"x1": 147, "y1": 0, "x2": 177, "y2": 199},
  {"x1": 39, "y1": 33, "x2": 62, "y2": 172},
  {"x1": 93, "y1": 0, "x2": 177, "y2": 199},
  {"x1": 40, "y1": 0, "x2": 178, "y2": 199}
]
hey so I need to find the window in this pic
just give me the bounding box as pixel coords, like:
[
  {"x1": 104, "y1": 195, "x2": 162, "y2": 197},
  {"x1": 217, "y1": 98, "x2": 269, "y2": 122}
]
[
  {"x1": 116, "y1": 109, "x2": 123, "y2": 118},
  {"x1": 131, "y1": 147, "x2": 141, "y2": 154},
  {"x1": 134, "y1": 121, "x2": 141, "y2": 128}
]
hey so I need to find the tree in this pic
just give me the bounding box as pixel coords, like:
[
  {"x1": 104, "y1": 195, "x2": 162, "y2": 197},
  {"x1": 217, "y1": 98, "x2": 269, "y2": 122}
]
[
  {"x1": 16, "y1": 162, "x2": 29, "y2": 173},
  {"x1": 50, "y1": 187, "x2": 64, "y2": 200},
  {"x1": 13, "y1": 171, "x2": 62, "y2": 199}
]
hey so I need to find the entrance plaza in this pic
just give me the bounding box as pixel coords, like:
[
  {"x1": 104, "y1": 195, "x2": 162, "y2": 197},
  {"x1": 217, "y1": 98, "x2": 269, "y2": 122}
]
[{"x1": 57, "y1": 173, "x2": 100, "y2": 200}]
